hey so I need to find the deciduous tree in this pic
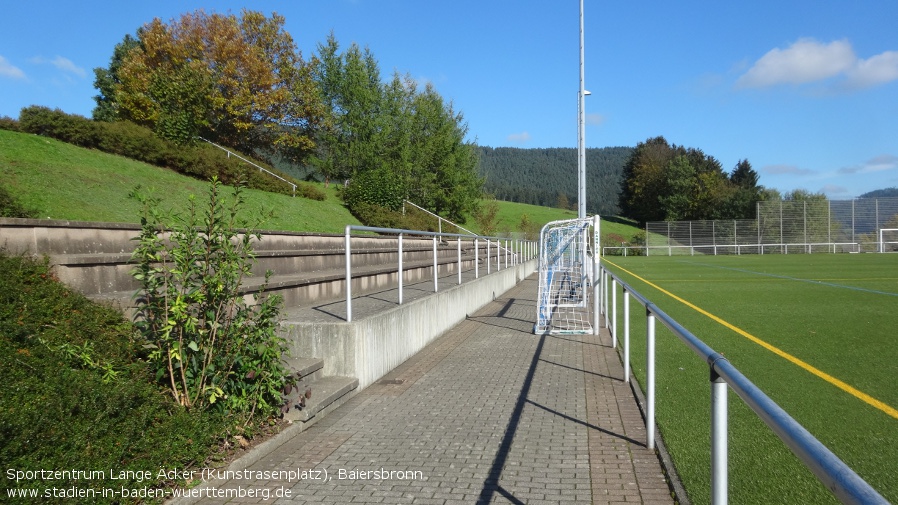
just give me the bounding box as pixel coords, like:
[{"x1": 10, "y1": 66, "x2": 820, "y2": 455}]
[{"x1": 100, "y1": 9, "x2": 325, "y2": 161}]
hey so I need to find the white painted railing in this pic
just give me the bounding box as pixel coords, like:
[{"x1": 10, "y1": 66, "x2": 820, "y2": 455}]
[
  {"x1": 197, "y1": 137, "x2": 298, "y2": 197},
  {"x1": 344, "y1": 225, "x2": 537, "y2": 322},
  {"x1": 599, "y1": 265, "x2": 888, "y2": 505}
]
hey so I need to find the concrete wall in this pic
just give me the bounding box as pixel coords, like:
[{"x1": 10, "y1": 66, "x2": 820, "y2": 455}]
[{"x1": 280, "y1": 258, "x2": 537, "y2": 389}]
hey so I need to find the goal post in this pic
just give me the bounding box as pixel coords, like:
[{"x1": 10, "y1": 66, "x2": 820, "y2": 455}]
[
  {"x1": 534, "y1": 215, "x2": 601, "y2": 335},
  {"x1": 879, "y1": 228, "x2": 898, "y2": 253}
]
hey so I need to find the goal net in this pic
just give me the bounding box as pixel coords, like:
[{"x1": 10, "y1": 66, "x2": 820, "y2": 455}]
[
  {"x1": 535, "y1": 216, "x2": 600, "y2": 334},
  {"x1": 879, "y1": 228, "x2": 898, "y2": 253}
]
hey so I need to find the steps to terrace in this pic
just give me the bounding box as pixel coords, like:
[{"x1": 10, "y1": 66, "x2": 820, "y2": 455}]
[{"x1": 0, "y1": 217, "x2": 529, "y2": 433}]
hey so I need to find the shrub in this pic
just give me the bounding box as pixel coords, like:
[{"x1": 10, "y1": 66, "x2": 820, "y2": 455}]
[
  {"x1": 342, "y1": 167, "x2": 405, "y2": 212},
  {"x1": 0, "y1": 252, "x2": 228, "y2": 503},
  {"x1": 0, "y1": 115, "x2": 19, "y2": 132},
  {"x1": 130, "y1": 178, "x2": 294, "y2": 421},
  {"x1": 19, "y1": 106, "x2": 101, "y2": 148},
  {"x1": 350, "y1": 202, "x2": 439, "y2": 231}
]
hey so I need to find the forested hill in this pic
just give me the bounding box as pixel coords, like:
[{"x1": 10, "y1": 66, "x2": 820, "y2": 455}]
[{"x1": 477, "y1": 146, "x2": 633, "y2": 216}]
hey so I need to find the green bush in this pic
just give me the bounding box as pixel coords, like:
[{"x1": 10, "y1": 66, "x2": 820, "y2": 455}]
[
  {"x1": 0, "y1": 115, "x2": 19, "y2": 132},
  {"x1": 130, "y1": 178, "x2": 294, "y2": 420},
  {"x1": 19, "y1": 106, "x2": 101, "y2": 148},
  {"x1": 0, "y1": 252, "x2": 229, "y2": 504},
  {"x1": 342, "y1": 166, "x2": 405, "y2": 212},
  {"x1": 350, "y1": 202, "x2": 439, "y2": 231}
]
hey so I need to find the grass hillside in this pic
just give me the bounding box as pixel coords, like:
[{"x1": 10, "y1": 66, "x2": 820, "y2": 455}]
[
  {"x1": 0, "y1": 128, "x2": 640, "y2": 239},
  {"x1": 0, "y1": 129, "x2": 360, "y2": 233}
]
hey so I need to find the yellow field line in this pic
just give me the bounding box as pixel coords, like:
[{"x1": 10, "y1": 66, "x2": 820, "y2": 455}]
[{"x1": 604, "y1": 259, "x2": 898, "y2": 420}]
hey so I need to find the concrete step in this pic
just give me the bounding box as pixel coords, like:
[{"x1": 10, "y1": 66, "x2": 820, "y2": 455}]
[
  {"x1": 283, "y1": 356, "x2": 324, "y2": 383},
  {"x1": 90, "y1": 251, "x2": 489, "y2": 317},
  {"x1": 282, "y1": 375, "x2": 358, "y2": 424}
]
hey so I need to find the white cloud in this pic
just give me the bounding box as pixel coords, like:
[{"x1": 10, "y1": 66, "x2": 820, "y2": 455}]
[
  {"x1": 30, "y1": 55, "x2": 86, "y2": 78},
  {"x1": 844, "y1": 51, "x2": 898, "y2": 89},
  {"x1": 819, "y1": 184, "x2": 849, "y2": 196},
  {"x1": 507, "y1": 131, "x2": 531, "y2": 143},
  {"x1": 737, "y1": 38, "x2": 855, "y2": 88},
  {"x1": 736, "y1": 38, "x2": 898, "y2": 91},
  {"x1": 762, "y1": 164, "x2": 816, "y2": 176},
  {"x1": 838, "y1": 155, "x2": 898, "y2": 174},
  {"x1": 0, "y1": 55, "x2": 26, "y2": 79}
]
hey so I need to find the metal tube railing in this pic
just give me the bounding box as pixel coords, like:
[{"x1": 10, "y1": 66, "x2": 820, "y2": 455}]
[
  {"x1": 344, "y1": 225, "x2": 536, "y2": 322},
  {"x1": 197, "y1": 137, "x2": 297, "y2": 197},
  {"x1": 601, "y1": 264, "x2": 888, "y2": 505}
]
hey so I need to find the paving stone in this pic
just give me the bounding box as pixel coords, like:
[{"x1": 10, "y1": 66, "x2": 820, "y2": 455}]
[{"x1": 191, "y1": 276, "x2": 677, "y2": 504}]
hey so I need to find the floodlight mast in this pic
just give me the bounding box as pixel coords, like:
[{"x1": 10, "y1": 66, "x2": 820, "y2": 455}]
[{"x1": 577, "y1": 0, "x2": 587, "y2": 219}]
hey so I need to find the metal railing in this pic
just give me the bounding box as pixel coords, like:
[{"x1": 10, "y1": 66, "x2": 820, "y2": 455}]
[
  {"x1": 402, "y1": 200, "x2": 478, "y2": 236},
  {"x1": 197, "y1": 137, "x2": 298, "y2": 197},
  {"x1": 602, "y1": 241, "x2": 870, "y2": 256},
  {"x1": 599, "y1": 264, "x2": 888, "y2": 505},
  {"x1": 344, "y1": 225, "x2": 537, "y2": 322}
]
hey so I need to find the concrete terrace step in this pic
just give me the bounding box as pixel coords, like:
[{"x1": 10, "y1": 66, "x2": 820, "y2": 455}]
[
  {"x1": 90, "y1": 250, "x2": 490, "y2": 317},
  {"x1": 282, "y1": 375, "x2": 359, "y2": 424}
]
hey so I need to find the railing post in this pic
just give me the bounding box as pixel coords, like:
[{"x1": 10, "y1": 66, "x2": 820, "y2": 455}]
[
  {"x1": 646, "y1": 307, "x2": 656, "y2": 450},
  {"x1": 457, "y1": 238, "x2": 462, "y2": 285},
  {"x1": 593, "y1": 255, "x2": 600, "y2": 336},
  {"x1": 624, "y1": 288, "x2": 630, "y2": 383},
  {"x1": 475, "y1": 238, "x2": 480, "y2": 278},
  {"x1": 611, "y1": 278, "x2": 618, "y2": 348},
  {"x1": 345, "y1": 226, "x2": 352, "y2": 322},
  {"x1": 711, "y1": 359, "x2": 729, "y2": 505},
  {"x1": 398, "y1": 233, "x2": 404, "y2": 305},
  {"x1": 504, "y1": 239, "x2": 508, "y2": 269},
  {"x1": 487, "y1": 239, "x2": 491, "y2": 274},
  {"x1": 603, "y1": 270, "x2": 609, "y2": 328},
  {"x1": 433, "y1": 236, "x2": 438, "y2": 292}
]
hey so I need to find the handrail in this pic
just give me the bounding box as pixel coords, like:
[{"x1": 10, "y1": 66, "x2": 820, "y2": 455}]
[
  {"x1": 599, "y1": 264, "x2": 888, "y2": 505},
  {"x1": 197, "y1": 136, "x2": 297, "y2": 197},
  {"x1": 343, "y1": 225, "x2": 537, "y2": 321},
  {"x1": 402, "y1": 200, "x2": 478, "y2": 237}
]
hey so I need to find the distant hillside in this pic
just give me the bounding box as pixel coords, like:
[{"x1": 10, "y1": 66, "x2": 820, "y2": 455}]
[
  {"x1": 477, "y1": 146, "x2": 632, "y2": 216},
  {"x1": 860, "y1": 187, "x2": 898, "y2": 198}
]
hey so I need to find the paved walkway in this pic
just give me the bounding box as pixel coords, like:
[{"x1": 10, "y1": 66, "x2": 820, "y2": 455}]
[{"x1": 204, "y1": 276, "x2": 676, "y2": 504}]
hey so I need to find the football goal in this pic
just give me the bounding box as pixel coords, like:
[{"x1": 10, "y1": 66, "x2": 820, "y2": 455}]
[
  {"x1": 534, "y1": 216, "x2": 601, "y2": 335},
  {"x1": 879, "y1": 228, "x2": 898, "y2": 253}
]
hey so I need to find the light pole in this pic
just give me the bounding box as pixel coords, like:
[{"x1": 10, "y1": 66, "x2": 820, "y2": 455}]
[{"x1": 577, "y1": 0, "x2": 588, "y2": 219}]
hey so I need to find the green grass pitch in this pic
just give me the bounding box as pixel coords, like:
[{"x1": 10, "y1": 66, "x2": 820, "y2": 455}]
[{"x1": 601, "y1": 253, "x2": 897, "y2": 505}]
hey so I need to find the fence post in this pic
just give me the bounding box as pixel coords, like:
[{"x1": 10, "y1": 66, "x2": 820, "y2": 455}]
[
  {"x1": 457, "y1": 238, "x2": 462, "y2": 285},
  {"x1": 624, "y1": 289, "x2": 630, "y2": 383},
  {"x1": 398, "y1": 233, "x2": 404, "y2": 304},
  {"x1": 612, "y1": 278, "x2": 618, "y2": 348},
  {"x1": 475, "y1": 238, "x2": 479, "y2": 278},
  {"x1": 433, "y1": 236, "x2": 438, "y2": 292},
  {"x1": 646, "y1": 307, "x2": 656, "y2": 450},
  {"x1": 345, "y1": 226, "x2": 352, "y2": 322},
  {"x1": 710, "y1": 356, "x2": 729, "y2": 505},
  {"x1": 487, "y1": 239, "x2": 491, "y2": 274}
]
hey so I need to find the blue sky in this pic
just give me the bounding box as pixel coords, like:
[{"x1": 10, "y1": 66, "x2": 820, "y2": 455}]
[{"x1": 1, "y1": 1, "x2": 896, "y2": 199}]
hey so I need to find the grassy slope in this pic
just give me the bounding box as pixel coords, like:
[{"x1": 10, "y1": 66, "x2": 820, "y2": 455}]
[
  {"x1": 0, "y1": 129, "x2": 640, "y2": 240},
  {"x1": 0, "y1": 129, "x2": 361, "y2": 233}
]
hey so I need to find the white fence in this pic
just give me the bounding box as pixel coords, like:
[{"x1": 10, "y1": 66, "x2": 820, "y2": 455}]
[{"x1": 605, "y1": 198, "x2": 898, "y2": 256}]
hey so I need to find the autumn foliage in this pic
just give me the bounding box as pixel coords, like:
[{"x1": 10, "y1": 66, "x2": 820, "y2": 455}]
[{"x1": 110, "y1": 9, "x2": 325, "y2": 159}]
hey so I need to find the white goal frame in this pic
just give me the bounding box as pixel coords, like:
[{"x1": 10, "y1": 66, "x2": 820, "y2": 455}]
[
  {"x1": 534, "y1": 216, "x2": 601, "y2": 335},
  {"x1": 879, "y1": 228, "x2": 898, "y2": 253}
]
